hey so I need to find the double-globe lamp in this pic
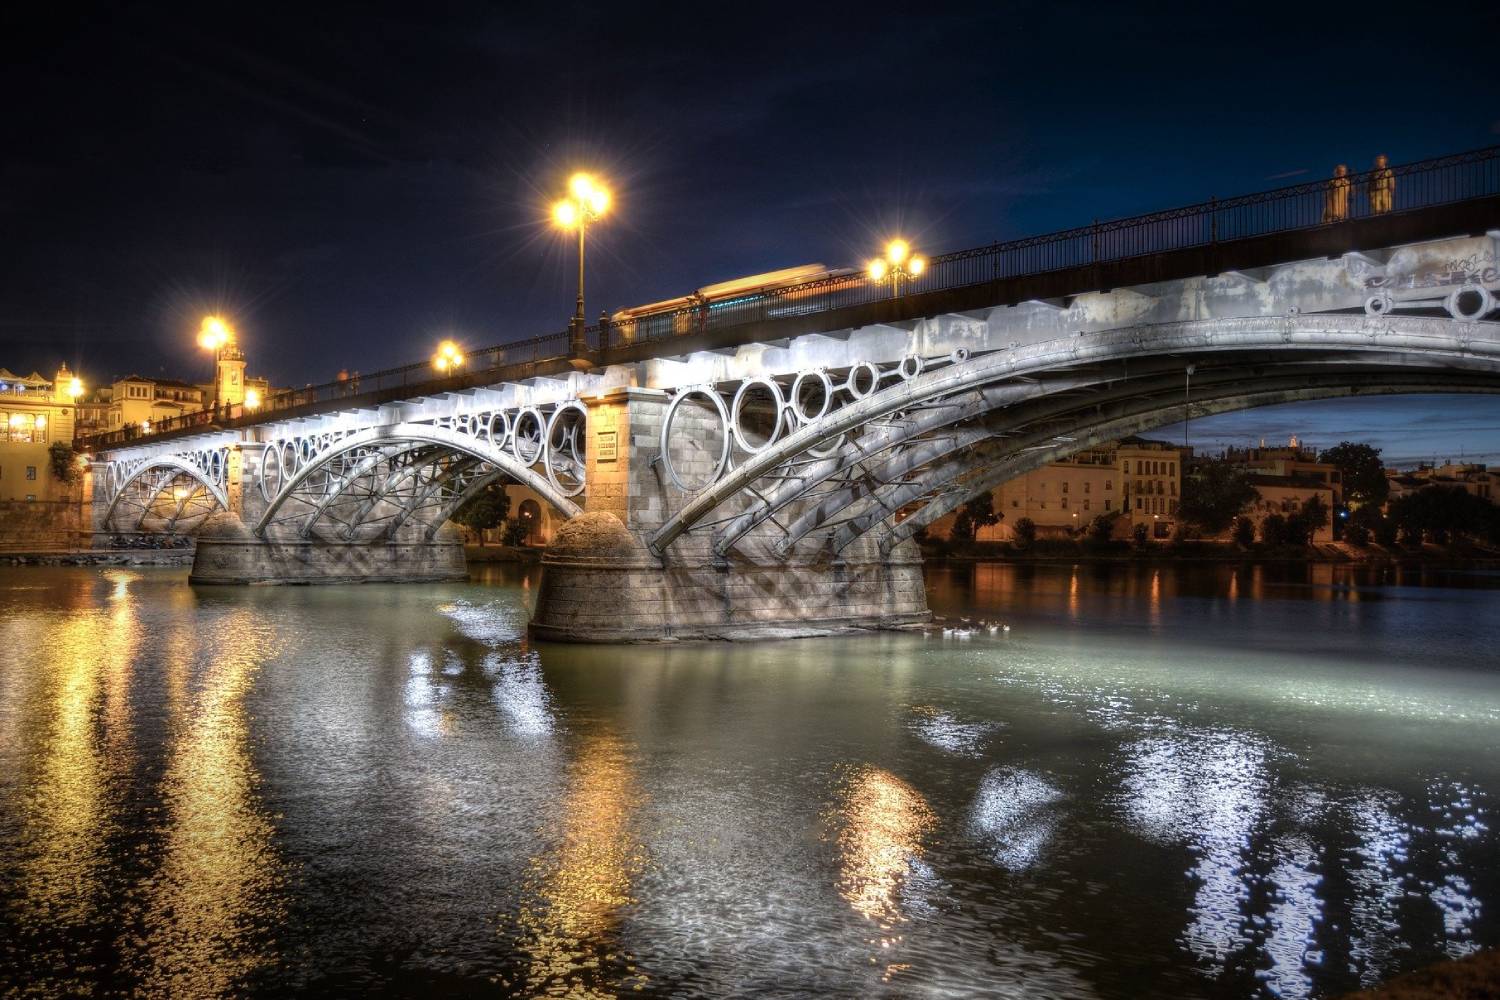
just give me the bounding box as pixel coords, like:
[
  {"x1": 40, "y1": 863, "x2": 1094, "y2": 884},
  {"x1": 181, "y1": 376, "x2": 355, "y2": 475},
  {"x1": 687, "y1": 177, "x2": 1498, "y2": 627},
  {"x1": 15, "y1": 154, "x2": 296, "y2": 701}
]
[
  {"x1": 552, "y1": 172, "x2": 611, "y2": 355},
  {"x1": 867, "y1": 239, "x2": 926, "y2": 297},
  {"x1": 197, "y1": 315, "x2": 234, "y2": 411}
]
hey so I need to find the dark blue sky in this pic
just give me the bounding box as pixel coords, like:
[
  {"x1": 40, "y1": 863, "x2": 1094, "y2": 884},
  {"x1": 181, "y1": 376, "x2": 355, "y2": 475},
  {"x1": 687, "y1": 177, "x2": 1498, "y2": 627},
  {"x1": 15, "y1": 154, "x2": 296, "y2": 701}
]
[{"x1": 3, "y1": 2, "x2": 1497, "y2": 464}]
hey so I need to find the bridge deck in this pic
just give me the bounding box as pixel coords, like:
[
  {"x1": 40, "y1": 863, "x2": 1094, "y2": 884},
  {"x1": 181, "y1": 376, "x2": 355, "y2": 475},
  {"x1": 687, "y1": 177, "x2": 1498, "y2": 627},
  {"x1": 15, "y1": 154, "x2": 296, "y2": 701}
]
[{"x1": 80, "y1": 146, "x2": 1500, "y2": 451}]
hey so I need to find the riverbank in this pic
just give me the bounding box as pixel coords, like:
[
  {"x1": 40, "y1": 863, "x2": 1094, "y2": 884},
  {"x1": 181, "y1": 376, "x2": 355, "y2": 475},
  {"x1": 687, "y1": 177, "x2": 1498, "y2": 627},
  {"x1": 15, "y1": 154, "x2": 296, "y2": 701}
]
[
  {"x1": 464, "y1": 544, "x2": 541, "y2": 564},
  {"x1": 1347, "y1": 947, "x2": 1499, "y2": 997},
  {"x1": 922, "y1": 539, "x2": 1500, "y2": 567},
  {"x1": 0, "y1": 548, "x2": 194, "y2": 567}
]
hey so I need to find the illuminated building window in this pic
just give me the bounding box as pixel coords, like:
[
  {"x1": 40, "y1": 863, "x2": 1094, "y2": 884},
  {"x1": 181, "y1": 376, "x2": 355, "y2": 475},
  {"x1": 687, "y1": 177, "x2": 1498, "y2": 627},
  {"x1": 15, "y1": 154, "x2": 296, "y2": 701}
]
[{"x1": 3, "y1": 412, "x2": 47, "y2": 443}]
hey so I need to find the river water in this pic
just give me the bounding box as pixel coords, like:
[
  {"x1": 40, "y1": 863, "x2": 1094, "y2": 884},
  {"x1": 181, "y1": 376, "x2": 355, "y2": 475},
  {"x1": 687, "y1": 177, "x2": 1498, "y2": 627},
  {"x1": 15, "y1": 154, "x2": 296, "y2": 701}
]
[{"x1": 0, "y1": 562, "x2": 1496, "y2": 999}]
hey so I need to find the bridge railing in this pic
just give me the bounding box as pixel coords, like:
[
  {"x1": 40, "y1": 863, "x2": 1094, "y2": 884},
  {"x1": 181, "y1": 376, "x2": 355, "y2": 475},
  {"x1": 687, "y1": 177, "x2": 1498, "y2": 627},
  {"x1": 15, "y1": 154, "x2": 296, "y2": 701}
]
[
  {"x1": 598, "y1": 145, "x2": 1500, "y2": 349},
  {"x1": 81, "y1": 145, "x2": 1499, "y2": 451}
]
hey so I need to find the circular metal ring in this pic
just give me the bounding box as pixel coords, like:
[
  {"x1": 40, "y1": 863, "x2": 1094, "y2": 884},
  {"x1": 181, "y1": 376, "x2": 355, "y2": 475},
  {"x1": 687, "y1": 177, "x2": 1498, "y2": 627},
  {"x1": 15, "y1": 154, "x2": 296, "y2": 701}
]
[
  {"x1": 950, "y1": 347, "x2": 970, "y2": 364},
  {"x1": 731, "y1": 376, "x2": 785, "y2": 454},
  {"x1": 1446, "y1": 284, "x2": 1494, "y2": 321},
  {"x1": 544, "y1": 400, "x2": 588, "y2": 498},
  {"x1": 808, "y1": 432, "x2": 846, "y2": 460},
  {"x1": 844, "y1": 361, "x2": 881, "y2": 400},
  {"x1": 1363, "y1": 291, "x2": 1393, "y2": 317},
  {"x1": 260, "y1": 443, "x2": 282, "y2": 502},
  {"x1": 209, "y1": 450, "x2": 224, "y2": 484},
  {"x1": 298, "y1": 437, "x2": 317, "y2": 467},
  {"x1": 282, "y1": 440, "x2": 299, "y2": 478},
  {"x1": 660, "y1": 386, "x2": 730, "y2": 493},
  {"x1": 512, "y1": 407, "x2": 546, "y2": 466},
  {"x1": 790, "y1": 369, "x2": 833, "y2": 423},
  {"x1": 898, "y1": 355, "x2": 925, "y2": 380},
  {"x1": 486, "y1": 411, "x2": 511, "y2": 449}
]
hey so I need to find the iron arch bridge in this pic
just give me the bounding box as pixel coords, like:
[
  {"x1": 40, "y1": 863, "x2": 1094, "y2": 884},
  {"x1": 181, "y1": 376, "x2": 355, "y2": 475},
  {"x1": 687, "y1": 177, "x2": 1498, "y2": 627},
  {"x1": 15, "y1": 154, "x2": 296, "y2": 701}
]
[
  {"x1": 646, "y1": 311, "x2": 1500, "y2": 560},
  {"x1": 96, "y1": 399, "x2": 588, "y2": 542}
]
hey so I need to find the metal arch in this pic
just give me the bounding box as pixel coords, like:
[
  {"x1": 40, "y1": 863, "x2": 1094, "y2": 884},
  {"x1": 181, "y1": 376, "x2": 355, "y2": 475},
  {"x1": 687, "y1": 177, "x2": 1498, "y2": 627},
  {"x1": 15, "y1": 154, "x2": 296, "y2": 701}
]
[
  {"x1": 295, "y1": 441, "x2": 433, "y2": 539},
  {"x1": 102, "y1": 455, "x2": 230, "y2": 531},
  {"x1": 253, "y1": 422, "x2": 582, "y2": 538},
  {"x1": 338, "y1": 445, "x2": 450, "y2": 540},
  {"x1": 423, "y1": 468, "x2": 508, "y2": 540},
  {"x1": 648, "y1": 313, "x2": 1500, "y2": 556},
  {"x1": 873, "y1": 374, "x2": 1500, "y2": 555},
  {"x1": 384, "y1": 456, "x2": 484, "y2": 539}
]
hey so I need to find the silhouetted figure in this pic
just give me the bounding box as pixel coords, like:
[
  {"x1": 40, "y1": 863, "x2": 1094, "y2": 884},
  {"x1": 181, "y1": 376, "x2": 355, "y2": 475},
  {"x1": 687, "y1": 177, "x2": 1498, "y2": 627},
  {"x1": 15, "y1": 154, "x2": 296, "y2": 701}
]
[
  {"x1": 1369, "y1": 153, "x2": 1395, "y2": 214},
  {"x1": 1323, "y1": 164, "x2": 1350, "y2": 222}
]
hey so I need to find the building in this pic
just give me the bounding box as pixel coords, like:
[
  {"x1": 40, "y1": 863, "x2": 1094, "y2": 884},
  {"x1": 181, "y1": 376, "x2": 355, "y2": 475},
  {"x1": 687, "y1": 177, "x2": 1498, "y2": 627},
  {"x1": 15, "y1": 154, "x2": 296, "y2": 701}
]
[
  {"x1": 73, "y1": 338, "x2": 273, "y2": 437},
  {"x1": 929, "y1": 437, "x2": 1189, "y2": 541},
  {"x1": 0, "y1": 364, "x2": 83, "y2": 502},
  {"x1": 1219, "y1": 440, "x2": 1343, "y2": 542},
  {"x1": 1386, "y1": 462, "x2": 1500, "y2": 504}
]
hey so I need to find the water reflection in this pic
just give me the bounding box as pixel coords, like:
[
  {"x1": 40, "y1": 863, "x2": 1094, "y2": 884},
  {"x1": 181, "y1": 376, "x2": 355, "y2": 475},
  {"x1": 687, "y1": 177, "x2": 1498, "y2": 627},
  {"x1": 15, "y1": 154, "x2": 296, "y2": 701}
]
[
  {"x1": 127, "y1": 609, "x2": 286, "y2": 998},
  {"x1": 971, "y1": 767, "x2": 1064, "y2": 870},
  {"x1": 832, "y1": 766, "x2": 936, "y2": 983},
  {"x1": 510, "y1": 732, "x2": 647, "y2": 998}
]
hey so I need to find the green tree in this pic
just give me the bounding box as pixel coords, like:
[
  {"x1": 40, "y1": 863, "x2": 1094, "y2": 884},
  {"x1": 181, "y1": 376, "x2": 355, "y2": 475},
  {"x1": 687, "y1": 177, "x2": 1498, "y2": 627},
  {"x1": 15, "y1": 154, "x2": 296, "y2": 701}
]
[
  {"x1": 1261, "y1": 513, "x2": 1288, "y2": 546},
  {"x1": 1387, "y1": 486, "x2": 1500, "y2": 548},
  {"x1": 1087, "y1": 512, "x2": 1118, "y2": 545},
  {"x1": 1131, "y1": 522, "x2": 1149, "y2": 547},
  {"x1": 1300, "y1": 495, "x2": 1329, "y2": 536},
  {"x1": 951, "y1": 492, "x2": 1002, "y2": 543},
  {"x1": 1318, "y1": 442, "x2": 1389, "y2": 508},
  {"x1": 48, "y1": 441, "x2": 79, "y2": 485},
  {"x1": 451, "y1": 482, "x2": 512, "y2": 543},
  {"x1": 1283, "y1": 513, "x2": 1312, "y2": 547},
  {"x1": 1231, "y1": 516, "x2": 1255, "y2": 548},
  {"x1": 1013, "y1": 517, "x2": 1037, "y2": 548},
  {"x1": 1177, "y1": 460, "x2": 1258, "y2": 534}
]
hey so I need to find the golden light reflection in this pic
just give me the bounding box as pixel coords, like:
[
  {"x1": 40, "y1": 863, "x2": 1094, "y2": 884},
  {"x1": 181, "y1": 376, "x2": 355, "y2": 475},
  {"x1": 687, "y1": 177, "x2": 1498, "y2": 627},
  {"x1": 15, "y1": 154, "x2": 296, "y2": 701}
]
[
  {"x1": 510, "y1": 733, "x2": 647, "y2": 997},
  {"x1": 129, "y1": 610, "x2": 286, "y2": 997},
  {"x1": 13, "y1": 573, "x2": 139, "y2": 991},
  {"x1": 833, "y1": 765, "x2": 935, "y2": 982}
]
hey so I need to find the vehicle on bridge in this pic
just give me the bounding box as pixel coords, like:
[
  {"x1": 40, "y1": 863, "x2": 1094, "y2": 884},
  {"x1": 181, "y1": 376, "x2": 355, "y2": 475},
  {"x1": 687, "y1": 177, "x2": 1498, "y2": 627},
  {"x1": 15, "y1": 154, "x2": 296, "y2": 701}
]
[{"x1": 610, "y1": 264, "x2": 862, "y2": 344}]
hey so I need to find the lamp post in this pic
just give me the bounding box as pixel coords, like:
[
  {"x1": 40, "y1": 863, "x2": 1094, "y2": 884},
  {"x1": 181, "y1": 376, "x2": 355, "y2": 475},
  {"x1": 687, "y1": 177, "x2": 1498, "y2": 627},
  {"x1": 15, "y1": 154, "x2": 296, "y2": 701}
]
[
  {"x1": 432, "y1": 340, "x2": 466, "y2": 374},
  {"x1": 197, "y1": 315, "x2": 233, "y2": 413},
  {"x1": 867, "y1": 239, "x2": 927, "y2": 298},
  {"x1": 552, "y1": 172, "x2": 611, "y2": 357}
]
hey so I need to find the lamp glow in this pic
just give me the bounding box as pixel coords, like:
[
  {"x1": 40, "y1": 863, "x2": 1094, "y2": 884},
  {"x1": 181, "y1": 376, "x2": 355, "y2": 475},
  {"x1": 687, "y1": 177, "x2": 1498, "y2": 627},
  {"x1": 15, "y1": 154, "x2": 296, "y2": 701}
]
[
  {"x1": 67, "y1": 377, "x2": 84, "y2": 399},
  {"x1": 553, "y1": 200, "x2": 579, "y2": 229},
  {"x1": 886, "y1": 239, "x2": 909, "y2": 265},
  {"x1": 244, "y1": 388, "x2": 261, "y2": 411},
  {"x1": 868, "y1": 238, "x2": 925, "y2": 296},
  {"x1": 551, "y1": 170, "x2": 613, "y2": 354}
]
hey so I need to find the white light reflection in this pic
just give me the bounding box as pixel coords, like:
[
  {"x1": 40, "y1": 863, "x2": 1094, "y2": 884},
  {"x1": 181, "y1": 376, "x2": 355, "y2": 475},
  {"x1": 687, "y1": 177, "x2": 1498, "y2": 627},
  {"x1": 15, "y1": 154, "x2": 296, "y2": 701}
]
[
  {"x1": 970, "y1": 768, "x2": 1063, "y2": 870},
  {"x1": 908, "y1": 706, "x2": 999, "y2": 757},
  {"x1": 1260, "y1": 835, "x2": 1324, "y2": 998},
  {"x1": 487, "y1": 652, "x2": 555, "y2": 740},
  {"x1": 1122, "y1": 727, "x2": 1269, "y2": 964}
]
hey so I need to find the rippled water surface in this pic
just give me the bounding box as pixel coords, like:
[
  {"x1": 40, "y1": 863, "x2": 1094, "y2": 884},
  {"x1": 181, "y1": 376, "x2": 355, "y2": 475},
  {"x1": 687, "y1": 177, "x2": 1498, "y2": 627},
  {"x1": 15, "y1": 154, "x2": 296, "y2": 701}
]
[{"x1": 1, "y1": 562, "x2": 1498, "y2": 998}]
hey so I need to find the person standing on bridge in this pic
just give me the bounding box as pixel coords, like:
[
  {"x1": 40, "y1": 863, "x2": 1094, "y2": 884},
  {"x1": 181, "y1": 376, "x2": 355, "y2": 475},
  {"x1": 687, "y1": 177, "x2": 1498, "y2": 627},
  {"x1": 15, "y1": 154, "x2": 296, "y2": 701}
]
[
  {"x1": 1323, "y1": 164, "x2": 1351, "y2": 222},
  {"x1": 1369, "y1": 153, "x2": 1395, "y2": 214}
]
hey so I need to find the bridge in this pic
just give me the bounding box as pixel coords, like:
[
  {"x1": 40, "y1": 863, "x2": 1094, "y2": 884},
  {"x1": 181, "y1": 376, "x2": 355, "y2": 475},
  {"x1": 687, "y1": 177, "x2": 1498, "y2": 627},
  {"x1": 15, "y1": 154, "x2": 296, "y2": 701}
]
[{"x1": 84, "y1": 146, "x2": 1500, "y2": 640}]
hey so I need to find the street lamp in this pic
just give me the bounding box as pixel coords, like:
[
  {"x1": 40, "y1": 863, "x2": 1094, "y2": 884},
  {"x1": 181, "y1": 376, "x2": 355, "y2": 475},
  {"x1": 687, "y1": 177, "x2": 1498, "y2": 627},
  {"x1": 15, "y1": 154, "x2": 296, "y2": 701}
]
[
  {"x1": 867, "y1": 239, "x2": 926, "y2": 298},
  {"x1": 197, "y1": 315, "x2": 234, "y2": 412},
  {"x1": 432, "y1": 339, "x2": 466, "y2": 373},
  {"x1": 552, "y1": 172, "x2": 611, "y2": 356},
  {"x1": 67, "y1": 377, "x2": 84, "y2": 401},
  {"x1": 244, "y1": 388, "x2": 261, "y2": 411}
]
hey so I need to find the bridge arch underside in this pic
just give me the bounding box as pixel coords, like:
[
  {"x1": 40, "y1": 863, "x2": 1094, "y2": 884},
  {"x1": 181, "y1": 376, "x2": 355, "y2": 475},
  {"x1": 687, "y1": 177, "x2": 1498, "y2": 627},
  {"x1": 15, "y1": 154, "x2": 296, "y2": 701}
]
[
  {"x1": 103, "y1": 460, "x2": 227, "y2": 535},
  {"x1": 654, "y1": 332, "x2": 1500, "y2": 566},
  {"x1": 252, "y1": 425, "x2": 582, "y2": 544}
]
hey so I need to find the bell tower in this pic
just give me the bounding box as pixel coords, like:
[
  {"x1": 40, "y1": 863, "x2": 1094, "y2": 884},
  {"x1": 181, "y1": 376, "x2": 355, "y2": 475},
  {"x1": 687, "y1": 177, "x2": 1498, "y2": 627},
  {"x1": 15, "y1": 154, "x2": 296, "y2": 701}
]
[{"x1": 217, "y1": 341, "x2": 247, "y2": 407}]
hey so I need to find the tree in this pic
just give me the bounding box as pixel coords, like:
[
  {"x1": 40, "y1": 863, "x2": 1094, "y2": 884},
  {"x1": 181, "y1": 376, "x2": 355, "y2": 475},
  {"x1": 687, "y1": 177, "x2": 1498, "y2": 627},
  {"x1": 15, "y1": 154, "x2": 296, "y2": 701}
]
[
  {"x1": 951, "y1": 492, "x2": 1002, "y2": 543},
  {"x1": 1318, "y1": 442, "x2": 1389, "y2": 508},
  {"x1": 1131, "y1": 522, "x2": 1149, "y2": 547},
  {"x1": 1261, "y1": 513, "x2": 1288, "y2": 547},
  {"x1": 1300, "y1": 495, "x2": 1329, "y2": 538},
  {"x1": 1232, "y1": 516, "x2": 1255, "y2": 548},
  {"x1": 451, "y1": 482, "x2": 511, "y2": 543},
  {"x1": 1087, "y1": 512, "x2": 1118, "y2": 545},
  {"x1": 1346, "y1": 523, "x2": 1371, "y2": 547},
  {"x1": 1283, "y1": 514, "x2": 1312, "y2": 547},
  {"x1": 1387, "y1": 486, "x2": 1500, "y2": 548},
  {"x1": 48, "y1": 442, "x2": 80, "y2": 485},
  {"x1": 1013, "y1": 517, "x2": 1036, "y2": 548},
  {"x1": 1177, "y1": 461, "x2": 1258, "y2": 535}
]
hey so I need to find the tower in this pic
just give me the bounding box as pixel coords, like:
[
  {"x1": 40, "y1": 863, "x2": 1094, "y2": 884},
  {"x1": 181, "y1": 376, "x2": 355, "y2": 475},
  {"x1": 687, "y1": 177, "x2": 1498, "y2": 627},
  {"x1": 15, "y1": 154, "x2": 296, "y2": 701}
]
[{"x1": 217, "y1": 341, "x2": 247, "y2": 407}]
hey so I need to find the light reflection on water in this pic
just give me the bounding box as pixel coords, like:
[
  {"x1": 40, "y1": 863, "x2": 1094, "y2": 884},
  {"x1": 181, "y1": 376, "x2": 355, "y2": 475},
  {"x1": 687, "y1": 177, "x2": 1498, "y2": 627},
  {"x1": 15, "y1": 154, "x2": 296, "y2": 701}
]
[{"x1": 0, "y1": 561, "x2": 1497, "y2": 998}]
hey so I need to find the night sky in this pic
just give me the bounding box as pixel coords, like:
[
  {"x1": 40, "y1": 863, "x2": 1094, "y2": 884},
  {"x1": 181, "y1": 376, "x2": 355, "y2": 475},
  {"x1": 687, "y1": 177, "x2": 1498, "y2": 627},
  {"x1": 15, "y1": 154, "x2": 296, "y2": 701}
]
[{"x1": 3, "y1": 2, "x2": 1497, "y2": 464}]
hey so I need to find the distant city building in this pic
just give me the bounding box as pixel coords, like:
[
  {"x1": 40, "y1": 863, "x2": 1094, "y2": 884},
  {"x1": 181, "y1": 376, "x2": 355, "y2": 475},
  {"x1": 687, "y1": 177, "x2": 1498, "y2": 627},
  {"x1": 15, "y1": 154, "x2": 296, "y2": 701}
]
[
  {"x1": 74, "y1": 348, "x2": 273, "y2": 437},
  {"x1": 0, "y1": 364, "x2": 81, "y2": 502},
  {"x1": 1218, "y1": 441, "x2": 1342, "y2": 542},
  {"x1": 929, "y1": 437, "x2": 1189, "y2": 541},
  {"x1": 1385, "y1": 463, "x2": 1499, "y2": 504}
]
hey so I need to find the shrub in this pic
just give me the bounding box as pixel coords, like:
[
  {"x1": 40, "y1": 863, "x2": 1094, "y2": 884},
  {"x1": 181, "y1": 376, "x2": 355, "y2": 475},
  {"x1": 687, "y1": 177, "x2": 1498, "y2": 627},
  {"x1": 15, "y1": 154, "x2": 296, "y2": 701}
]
[
  {"x1": 1346, "y1": 524, "x2": 1370, "y2": 547},
  {"x1": 1131, "y1": 522, "x2": 1149, "y2": 547},
  {"x1": 1231, "y1": 516, "x2": 1255, "y2": 548},
  {"x1": 1013, "y1": 517, "x2": 1037, "y2": 548},
  {"x1": 1260, "y1": 514, "x2": 1287, "y2": 547}
]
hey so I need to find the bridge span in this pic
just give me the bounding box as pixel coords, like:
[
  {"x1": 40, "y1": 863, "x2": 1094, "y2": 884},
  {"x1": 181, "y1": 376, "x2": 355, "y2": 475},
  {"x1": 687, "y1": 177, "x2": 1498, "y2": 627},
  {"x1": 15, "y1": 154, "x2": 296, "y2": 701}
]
[{"x1": 85, "y1": 151, "x2": 1500, "y2": 640}]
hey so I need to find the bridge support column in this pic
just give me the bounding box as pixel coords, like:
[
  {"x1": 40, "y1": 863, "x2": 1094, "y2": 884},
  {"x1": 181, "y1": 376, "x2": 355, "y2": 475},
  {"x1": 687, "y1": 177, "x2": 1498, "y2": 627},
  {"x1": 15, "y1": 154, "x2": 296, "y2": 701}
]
[{"x1": 530, "y1": 388, "x2": 930, "y2": 642}]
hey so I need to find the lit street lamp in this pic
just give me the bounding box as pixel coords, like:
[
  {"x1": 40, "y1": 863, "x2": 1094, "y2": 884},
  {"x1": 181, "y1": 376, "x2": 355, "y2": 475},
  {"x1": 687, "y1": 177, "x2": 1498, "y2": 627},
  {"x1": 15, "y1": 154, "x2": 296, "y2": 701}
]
[
  {"x1": 67, "y1": 377, "x2": 84, "y2": 401},
  {"x1": 197, "y1": 315, "x2": 234, "y2": 412},
  {"x1": 867, "y1": 239, "x2": 926, "y2": 298},
  {"x1": 552, "y1": 172, "x2": 611, "y2": 357},
  {"x1": 244, "y1": 388, "x2": 262, "y2": 411},
  {"x1": 432, "y1": 340, "x2": 466, "y2": 373}
]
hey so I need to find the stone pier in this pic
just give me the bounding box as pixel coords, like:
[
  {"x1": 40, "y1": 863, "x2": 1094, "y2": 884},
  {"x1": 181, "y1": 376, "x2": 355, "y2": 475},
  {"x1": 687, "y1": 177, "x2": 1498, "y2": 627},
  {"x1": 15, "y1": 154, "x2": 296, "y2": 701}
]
[{"x1": 528, "y1": 388, "x2": 930, "y2": 642}]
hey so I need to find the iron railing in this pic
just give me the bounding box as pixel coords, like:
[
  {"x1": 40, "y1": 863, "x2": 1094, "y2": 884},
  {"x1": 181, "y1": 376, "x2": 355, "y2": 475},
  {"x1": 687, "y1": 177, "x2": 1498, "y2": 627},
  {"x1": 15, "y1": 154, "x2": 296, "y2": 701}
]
[{"x1": 82, "y1": 144, "x2": 1500, "y2": 450}]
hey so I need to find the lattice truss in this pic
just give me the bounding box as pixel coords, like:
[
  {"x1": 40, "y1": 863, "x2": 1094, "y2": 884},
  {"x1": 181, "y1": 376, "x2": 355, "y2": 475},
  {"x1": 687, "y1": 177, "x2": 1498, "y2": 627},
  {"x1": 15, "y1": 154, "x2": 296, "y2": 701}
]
[
  {"x1": 101, "y1": 449, "x2": 231, "y2": 533},
  {"x1": 252, "y1": 401, "x2": 587, "y2": 542},
  {"x1": 652, "y1": 307, "x2": 1500, "y2": 560}
]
